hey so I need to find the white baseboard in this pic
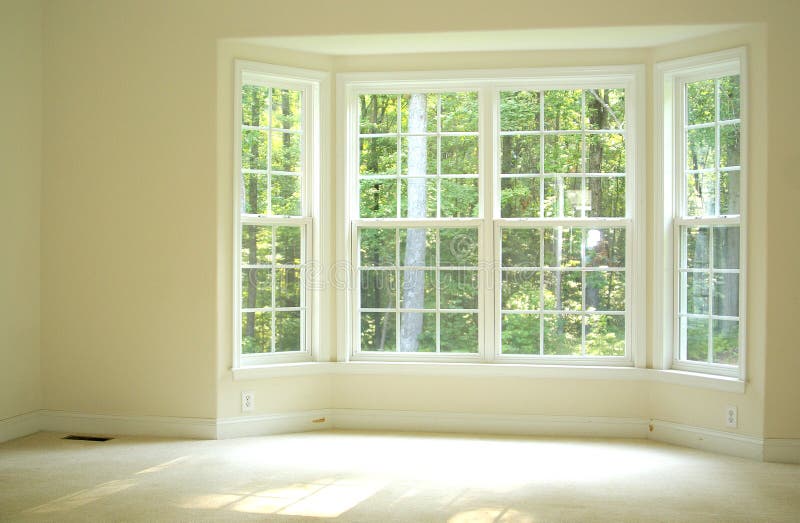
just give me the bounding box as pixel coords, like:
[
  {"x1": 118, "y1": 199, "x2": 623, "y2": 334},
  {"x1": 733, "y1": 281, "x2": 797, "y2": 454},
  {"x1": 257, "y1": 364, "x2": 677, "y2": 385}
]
[
  {"x1": 39, "y1": 410, "x2": 217, "y2": 439},
  {"x1": 0, "y1": 411, "x2": 41, "y2": 443},
  {"x1": 330, "y1": 409, "x2": 649, "y2": 439},
  {"x1": 5, "y1": 408, "x2": 797, "y2": 464},
  {"x1": 648, "y1": 419, "x2": 764, "y2": 460},
  {"x1": 217, "y1": 410, "x2": 331, "y2": 439},
  {"x1": 763, "y1": 438, "x2": 800, "y2": 464}
]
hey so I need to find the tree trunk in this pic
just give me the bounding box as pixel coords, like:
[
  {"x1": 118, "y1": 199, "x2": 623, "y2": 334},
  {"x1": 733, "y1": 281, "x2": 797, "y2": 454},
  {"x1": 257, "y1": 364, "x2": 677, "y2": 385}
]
[{"x1": 399, "y1": 93, "x2": 428, "y2": 352}]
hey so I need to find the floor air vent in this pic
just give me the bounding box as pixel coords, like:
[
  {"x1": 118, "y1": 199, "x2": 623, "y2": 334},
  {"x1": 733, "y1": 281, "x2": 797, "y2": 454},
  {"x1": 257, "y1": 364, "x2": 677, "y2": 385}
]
[{"x1": 62, "y1": 435, "x2": 113, "y2": 442}]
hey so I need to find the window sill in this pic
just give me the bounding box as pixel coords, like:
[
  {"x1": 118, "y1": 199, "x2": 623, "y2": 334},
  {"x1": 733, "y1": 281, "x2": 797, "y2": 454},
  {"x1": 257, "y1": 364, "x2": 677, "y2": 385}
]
[
  {"x1": 232, "y1": 362, "x2": 336, "y2": 380},
  {"x1": 233, "y1": 361, "x2": 745, "y2": 392}
]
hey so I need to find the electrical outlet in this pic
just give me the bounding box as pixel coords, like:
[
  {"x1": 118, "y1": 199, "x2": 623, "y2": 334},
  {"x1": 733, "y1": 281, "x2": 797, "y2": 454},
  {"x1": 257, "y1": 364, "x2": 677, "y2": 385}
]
[
  {"x1": 725, "y1": 405, "x2": 738, "y2": 428},
  {"x1": 242, "y1": 391, "x2": 255, "y2": 412}
]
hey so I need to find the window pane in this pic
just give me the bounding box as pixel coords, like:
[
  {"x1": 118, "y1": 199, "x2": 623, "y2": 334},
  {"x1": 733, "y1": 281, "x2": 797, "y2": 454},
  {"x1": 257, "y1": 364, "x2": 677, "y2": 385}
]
[
  {"x1": 400, "y1": 177, "x2": 436, "y2": 218},
  {"x1": 684, "y1": 316, "x2": 709, "y2": 362},
  {"x1": 719, "y1": 75, "x2": 740, "y2": 121},
  {"x1": 274, "y1": 311, "x2": 301, "y2": 352},
  {"x1": 401, "y1": 94, "x2": 438, "y2": 133},
  {"x1": 440, "y1": 228, "x2": 478, "y2": 267},
  {"x1": 562, "y1": 176, "x2": 584, "y2": 218},
  {"x1": 585, "y1": 314, "x2": 625, "y2": 356},
  {"x1": 585, "y1": 88, "x2": 625, "y2": 130},
  {"x1": 241, "y1": 130, "x2": 268, "y2": 170},
  {"x1": 502, "y1": 229, "x2": 540, "y2": 267},
  {"x1": 500, "y1": 135, "x2": 540, "y2": 174},
  {"x1": 682, "y1": 272, "x2": 709, "y2": 315},
  {"x1": 712, "y1": 319, "x2": 739, "y2": 364},
  {"x1": 440, "y1": 92, "x2": 478, "y2": 132},
  {"x1": 359, "y1": 228, "x2": 395, "y2": 267},
  {"x1": 242, "y1": 85, "x2": 270, "y2": 126},
  {"x1": 681, "y1": 227, "x2": 709, "y2": 269},
  {"x1": 242, "y1": 311, "x2": 271, "y2": 354},
  {"x1": 585, "y1": 271, "x2": 625, "y2": 312},
  {"x1": 400, "y1": 136, "x2": 436, "y2": 175},
  {"x1": 502, "y1": 270, "x2": 540, "y2": 310},
  {"x1": 686, "y1": 79, "x2": 715, "y2": 125},
  {"x1": 687, "y1": 171, "x2": 716, "y2": 216},
  {"x1": 586, "y1": 227, "x2": 625, "y2": 268},
  {"x1": 274, "y1": 226, "x2": 301, "y2": 265},
  {"x1": 360, "y1": 270, "x2": 395, "y2": 309},
  {"x1": 241, "y1": 225, "x2": 272, "y2": 265},
  {"x1": 585, "y1": 134, "x2": 625, "y2": 173},
  {"x1": 399, "y1": 312, "x2": 436, "y2": 352},
  {"x1": 543, "y1": 227, "x2": 582, "y2": 268},
  {"x1": 440, "y1": 313, "x2": 478, "y2": 353},
  {"x1": 440, "y1": 178, "x2": 478, "y2": 218},
  {"x1": 501, "y1": 176, "x2": 540, "y2": 218},
  {"x1": 586, "y1": 177, "x2": 625, "y2": 218},
  {"x1": 271, "y1": 132, "x2": 301, "y2": 173},
  {"x1": 399, "y1": 270, "x2": 436, "y2": 309},
  {"x1": 720, "y1": 123, "x2": 740, "y2": 168},
  {"x1": 720, "y1": 170, "x2": 741, "y2": 215},
  {"x1": 270, "y1": 89, "x2": 302, "y2": 131},
  {"x1": 500, "y1": 90, "x2": 540, "y2": 132},
  {"x1": 544, "y1": 90, "x2": 582, "y2": 130},
  {"x1": 441, "y1": 136, "x2": 478, "y2": 174},
  {"x1": 713, "y1": 226, "x2": 740, "y2": 269},
  {"x1": 543, "y1": 314, "x2": 582, "y2": 355},
  {"x1": 361, "y1": 312, "x2": 396, "y2": 351},
  {"x1": 399, "y1": 228, "x2": 436, "y2": 267},
  {"x1": 241, "y1": 269, "x2": 271, "y2": 309},
  {"x1": 360, "y1": 179, "x2": 396, "y2": 218},
  {"x1": 360, "y1": 94, "x2": 398, "y2": 134},
  {"x1": 242, "y1": 173, "x2": 268, "y2": 214},
  {"x1": 502, "y1": 313, "x2": 540, "y2": 354},
  {"x1": 360, "y1": 137, "x2": 398, "y2": 175},
  {"x1": 275, "y1": 268, "x2": 301, "y2": 308},
  {"x1": 440, "y1": 270, "x2": 478, "y2": 309},
  {"x1": 542, "y1": 270, "x2": 581, "y2": 311},
  {"x1": 271, "y1": 174, "x2": 301, "y2": 216},
  {"x1": 713, "y1": 273, "x2": 739, "y2": 317},
  {"x1": 686, "y1": 127, "x2": 715, "y2": 170},
  {"x1": 544, "y1": 134, "x2": 581, "y2": 173}
]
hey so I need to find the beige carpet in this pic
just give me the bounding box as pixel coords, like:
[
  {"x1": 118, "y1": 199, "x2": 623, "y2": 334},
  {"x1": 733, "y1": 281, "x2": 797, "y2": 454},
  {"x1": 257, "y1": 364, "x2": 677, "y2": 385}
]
[{"x1": 1, "y1": 430, "x2": 798, "y2": 522}]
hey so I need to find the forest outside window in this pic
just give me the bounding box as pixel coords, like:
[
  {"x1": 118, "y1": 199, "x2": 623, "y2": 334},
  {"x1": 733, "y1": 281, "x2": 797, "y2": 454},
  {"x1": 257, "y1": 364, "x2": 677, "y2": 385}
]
[
  {"x1": 344, "y1": 69, "x2": 642, "y2": 364},
  {"x1": 235, "y1": 63, "x2": 321, "y2": 366}
]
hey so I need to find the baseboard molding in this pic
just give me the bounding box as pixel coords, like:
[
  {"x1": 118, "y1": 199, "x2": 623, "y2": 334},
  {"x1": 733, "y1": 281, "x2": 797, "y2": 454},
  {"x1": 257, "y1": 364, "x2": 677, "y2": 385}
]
[
  {"x1": 331, "y1": 408, "x2": 649, "y2": 438},
  {"x1": 0, "y1": 411, "x2": 41, "y2": 443},
  {"x1": 217, "y1": 410, "x2": 331, "y2": 439},
  {"x1": 39, "y1": 410, "x2": 217, "y2": 439},
  {"x1": 648, "y1": 419, "x2": 764, "y2": 460},
  {"x1": 763, "y1": 438, "x2": 800, "y2": 464},
  {"x1": 5, "y1": 409, "x2": 797, "y2": 464}
]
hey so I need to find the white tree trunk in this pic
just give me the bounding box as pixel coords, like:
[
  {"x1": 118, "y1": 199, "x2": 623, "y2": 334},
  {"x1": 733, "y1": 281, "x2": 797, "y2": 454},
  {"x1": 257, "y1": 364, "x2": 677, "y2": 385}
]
[{"x1": 400, "y1": 93, "x2": 428, "y2": 352}]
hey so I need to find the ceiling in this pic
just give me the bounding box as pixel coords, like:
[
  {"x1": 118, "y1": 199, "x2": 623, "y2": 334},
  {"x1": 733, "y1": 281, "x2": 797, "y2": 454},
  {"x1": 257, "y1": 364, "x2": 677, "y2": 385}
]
[{"x1": 244, "y1": 25, "x2": 742, "y2": 56}]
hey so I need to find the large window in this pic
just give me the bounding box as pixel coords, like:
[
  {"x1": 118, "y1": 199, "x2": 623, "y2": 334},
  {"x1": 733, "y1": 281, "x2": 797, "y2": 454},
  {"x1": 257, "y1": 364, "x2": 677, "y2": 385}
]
[
  {"x1": 342, "y1": 69, "x2": 643, "y2": 364},
  {"x1": 657, "y1": 49, "x2": 746, "y2": 378},
  {"x1": 234, "y1": 62, "x2": 323, "y2": 366}
]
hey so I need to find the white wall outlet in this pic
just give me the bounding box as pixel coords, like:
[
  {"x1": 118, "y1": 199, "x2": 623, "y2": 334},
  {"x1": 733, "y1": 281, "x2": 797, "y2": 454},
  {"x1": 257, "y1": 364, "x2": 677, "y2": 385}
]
[
  {"x1": 241, "y1": 391, "x2": 255, "y2": 412},
  {"x1": 725, "y1": 405, "x2": 738, "y2": 428}
]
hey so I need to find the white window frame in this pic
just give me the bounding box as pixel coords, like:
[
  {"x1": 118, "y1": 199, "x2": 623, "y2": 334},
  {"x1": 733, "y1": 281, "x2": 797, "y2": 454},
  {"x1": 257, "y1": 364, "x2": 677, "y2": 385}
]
[
  {"x1": 233, "y1": 61, "x2": 327, "y2": 368},
  {"x1": 654, "y1": 48, "x2": 747, "y2": 380},
  {"x1": 338, "y1": 67, "x2": 645, "y2": 365}
]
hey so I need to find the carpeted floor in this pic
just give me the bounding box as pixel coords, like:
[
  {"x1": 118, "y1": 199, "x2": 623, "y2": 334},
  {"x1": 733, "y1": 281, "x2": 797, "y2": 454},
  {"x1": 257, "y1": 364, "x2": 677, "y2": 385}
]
[{"x1": 1, "y1": 430, "x2": 798, "y2": 522}]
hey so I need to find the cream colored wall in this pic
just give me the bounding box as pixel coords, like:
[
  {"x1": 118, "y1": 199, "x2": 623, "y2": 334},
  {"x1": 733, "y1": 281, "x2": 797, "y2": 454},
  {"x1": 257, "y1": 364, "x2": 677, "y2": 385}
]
[
  {"x1": 0, "y1": 0, "x2": 43, "y2": 421},
  {"x1": 764, "y1": 1, "x2": 800, "y2": 439},
  {"x1": 38, "y1": 0, "x2": 798, "y2": 440}
]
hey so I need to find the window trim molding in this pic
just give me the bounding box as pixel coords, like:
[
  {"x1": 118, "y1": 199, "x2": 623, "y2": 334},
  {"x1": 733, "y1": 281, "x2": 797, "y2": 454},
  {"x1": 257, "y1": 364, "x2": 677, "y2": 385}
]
[
  {"x1": 233, "y1": 60, "x2": 330, "y2": 369},
  {"x1": 337, "y1": 65, "x2": 645, "y2": 365},
  {"x1": 653, "y1": 47, "x2": 748, "y2": 380}
]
